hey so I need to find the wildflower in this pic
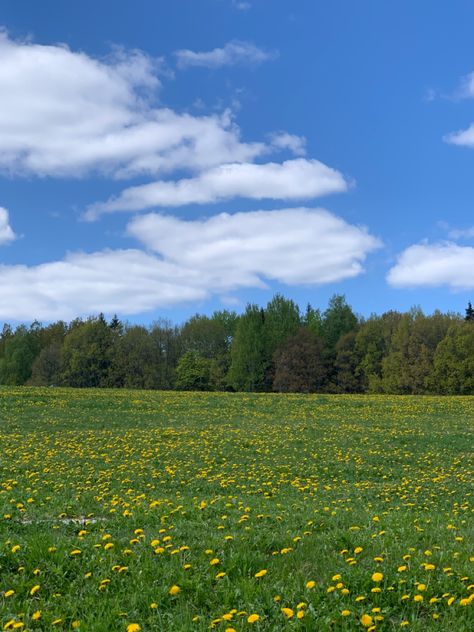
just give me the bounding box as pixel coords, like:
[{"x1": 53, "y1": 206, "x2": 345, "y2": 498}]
[
  {"x1": 306, "y1": 580, "x2": 316, "y2": 589},
  {"x1": 342, "y1": 610, "x2": 351, "y2": 616},
  {"x1": 210, "y1": 558, "x2": 220, "y2": 565},
  {"x1": 371, "y1": 572, "x2": 383, "y2": 582},
  {"x1": 254, "y1": 569, "x2": 267, "y2": 578},
  {"x1": 4, "y1": 590, "x2": 15, "y2": 598},
  {"x1": 127, "y1": 625, "x2": 141, "y2": 632},
  {"x1": 32, "y1": 612, "x2": 41, "y2": 621},
  {"x1": 30, "y1": 584, "x2": 40, "y2": 595},
  {"x1": 247, "y1": 614, "x2": 260, "y2": 623},
  {"x1": 360, "y1": 614, "x2": 374, "y2": 627},
  {"x1": 169, "y1": 585, "x2": 180, "y2": 596},
  {"x1": 281, "y1": 608, "x2": 294, "y2": 619}
]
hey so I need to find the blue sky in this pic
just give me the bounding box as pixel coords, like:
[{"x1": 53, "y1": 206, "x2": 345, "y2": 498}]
[{"x1": 1, "y1": 0, "x2": 474, "y2": 323}]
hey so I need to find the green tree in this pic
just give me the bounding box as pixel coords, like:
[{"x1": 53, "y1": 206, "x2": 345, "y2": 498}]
[
  {"x1": 60, "y1": 316, "x2": 114, "y2": 387},
  {"x1": 273, "y1": 328, "x2": 326, "y2": 393},
  {"x1": 355, "y1": 311, "x2": 402, "y2": 392},
  {"x1": 106, "y1": 325, "x2": 160, "y2": 389},
  {"x1": 430, "y1": 322, "x2": 474, "y2": 394},
  {"x1": 228, "y1": 305, "x2": 266, "y2": 391},
  {"x1": 175, "y1": 351, "x2": 212, "y2": 391},
  {"x1": 334, "y1": 331, "x2": 362, "y2": 393},
  {"x1": 0, "y1": 323, "x2": 42, "y2": 385},
  {"x1": 381, "y1": 309, "x2": 456, "y2": 394},
  {"x1": 29, "y1": 342, "x2": 63, "y2": 386},
  {"x1": 262, "y1": 294, "x2": 301, "y2": 388}
]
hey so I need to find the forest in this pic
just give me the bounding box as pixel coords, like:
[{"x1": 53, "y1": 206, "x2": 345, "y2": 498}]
[{"x1": 0, "y1": 295, "x2": 473, "y2": 394}]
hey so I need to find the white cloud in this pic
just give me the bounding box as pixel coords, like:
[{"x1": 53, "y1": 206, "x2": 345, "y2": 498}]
[
  {"x1": 0, "y1": 249, "x2": 207, "y2": 321},
  {"x1": 175, "y1": 40, "x2": 276, "y2": 69},
  {"x1": 387, "y1": 241, "x2": 474, "y2": 290},
  {"x1": 270, "y1": 132, "x2": 307, "y2": 156},
  {"x1": 447, "y1": 226, "x2": 474, "y2": 240},
  {"x1": 0, "y1": 30, "x2": 265, "y2": 177},
  {"x1": 0, "y1": 207, "x2": 16, "y2": 244},
  {"x1": 443, "y1": 71, "x2": 474, "y2": 147},
  {"x1": 128, "y1": 207, "x2": 380, "y2": 287},
  {"x1": 87, "y1": 159, "x2": 349, "y2": 217},
  {"x1": 231, "y1": 0, "x2": 252, "y2": 10},
  {"x1": 444, "y1": 124, "x2": 474, "y2": 147},
  {"x1": 0, "y1": 208, "x2": 380, "y2": 320}
]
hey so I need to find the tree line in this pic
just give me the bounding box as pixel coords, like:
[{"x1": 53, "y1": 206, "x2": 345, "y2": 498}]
[{"x1": 0, "y1": 295, "x2": 473, "y2": 394}]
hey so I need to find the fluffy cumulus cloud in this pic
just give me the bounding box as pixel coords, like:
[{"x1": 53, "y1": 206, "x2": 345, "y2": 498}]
[
  {"x1": 0, "y1": 30, "x2": 265, "y2": 177},
  {"x1": 87, "y1": 159, "x2": 349, "y2": 217},
  {"x1": 0, "y1": 29, "x2": 354, "y2": 220},
  {"x1": 387, "y1": 242, "x2": 474, "y2": 290},
  {"x1": 0, "y1": 207, "x2": 16, "y2": 244},
  {"x1": 128, "y1": 208, "x2": 380, "y2": 287},
  {"x1": 444, "y1": 125, "x2": 474, "y2": 147},
  {"x1": 0, "y1": 250, "x2": 207, "y2": 321},
  {"x1": 175, "y1": 40, "x2": 277, "y2": 69},
  {"x1": 0, "y1": 208, "x2": 380, "y2": 320}
]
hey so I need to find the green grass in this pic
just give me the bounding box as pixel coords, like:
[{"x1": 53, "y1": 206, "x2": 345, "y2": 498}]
[{"x1": 0, "y1": 388, "x2": 473, "y2": 631}]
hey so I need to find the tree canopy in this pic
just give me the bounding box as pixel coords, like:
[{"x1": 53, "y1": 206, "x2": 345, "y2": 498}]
[{"x1": 0, "y1": 297, "x2": 472, "y2": 394}]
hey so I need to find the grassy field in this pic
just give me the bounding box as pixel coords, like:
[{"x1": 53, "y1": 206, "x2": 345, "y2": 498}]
[{"x1": 0, "y1": 389, "x2": 472, "y2": 631}]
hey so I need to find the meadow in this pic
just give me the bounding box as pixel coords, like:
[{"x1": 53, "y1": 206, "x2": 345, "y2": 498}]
[{"x1": 0, "y1": 389, "x2": 472, "y2": 631}]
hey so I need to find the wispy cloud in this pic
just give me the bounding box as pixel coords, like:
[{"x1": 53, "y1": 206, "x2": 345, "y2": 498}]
[
  {"x1": 443, "y1": 71, "x2": 474, "y2": 147},
  {"x1": 231, "y1": 1, "x2": 252, "y2": 11},
  {"x1": 175, "y1": 40, "x2": 277, "y2": 69},
  {"x1": 447, "y1": 226, "x2": 474, "y2": 240}
]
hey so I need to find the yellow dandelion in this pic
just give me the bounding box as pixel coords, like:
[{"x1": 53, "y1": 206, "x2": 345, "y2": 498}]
[{"x1": 360, "y1": 614, "x2": 374, "y2": 627}]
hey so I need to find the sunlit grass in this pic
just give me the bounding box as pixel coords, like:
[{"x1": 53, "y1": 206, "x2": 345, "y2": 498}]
[{"x1": 0, "y1": 389, "x2": 472, "y2": 630}]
